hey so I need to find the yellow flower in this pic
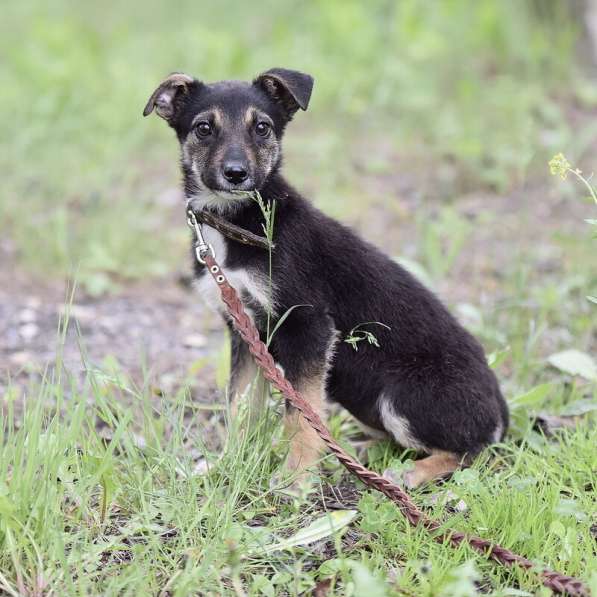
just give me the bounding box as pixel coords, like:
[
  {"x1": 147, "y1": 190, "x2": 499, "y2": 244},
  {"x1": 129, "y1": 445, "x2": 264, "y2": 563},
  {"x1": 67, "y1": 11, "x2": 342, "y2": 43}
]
[{"x1": 549, "y1": 153, "x2": 571, "y2": 180}]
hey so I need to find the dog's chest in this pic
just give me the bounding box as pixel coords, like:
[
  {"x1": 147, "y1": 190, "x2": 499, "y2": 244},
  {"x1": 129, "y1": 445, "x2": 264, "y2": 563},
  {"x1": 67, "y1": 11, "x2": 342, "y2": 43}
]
[{"x1": 193, "y1": 227, "x2": 273, "y2": 316}]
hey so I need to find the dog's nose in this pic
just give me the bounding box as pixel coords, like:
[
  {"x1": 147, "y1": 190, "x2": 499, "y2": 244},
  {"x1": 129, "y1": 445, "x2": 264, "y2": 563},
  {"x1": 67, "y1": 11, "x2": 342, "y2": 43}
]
[{"x1": 223, "y1": 163, "x2": 249, "y2": 185}]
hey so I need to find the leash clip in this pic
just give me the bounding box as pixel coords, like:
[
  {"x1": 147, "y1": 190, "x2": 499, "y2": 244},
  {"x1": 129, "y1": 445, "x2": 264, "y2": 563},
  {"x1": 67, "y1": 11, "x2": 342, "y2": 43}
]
[{"x1": 186, "y1": 209, "x2": 215, "y2": 264}]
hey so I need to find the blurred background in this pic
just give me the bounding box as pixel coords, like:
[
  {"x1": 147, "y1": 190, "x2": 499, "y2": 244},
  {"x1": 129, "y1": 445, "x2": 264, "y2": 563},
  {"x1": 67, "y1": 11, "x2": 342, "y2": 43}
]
[
  {"x1": 1, "y1": 0, "x2": 596, "y2": 396},
  {"x1": 2, "y1": 5, "x2": 597, "y2": 593}
]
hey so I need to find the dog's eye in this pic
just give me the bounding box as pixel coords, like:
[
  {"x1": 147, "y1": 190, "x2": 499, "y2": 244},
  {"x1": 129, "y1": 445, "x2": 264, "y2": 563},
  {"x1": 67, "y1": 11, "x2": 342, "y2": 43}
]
[
  {"x1": 255, "y1": 122, "x2": 271, "y2": 137},
  {"x1": 195, "y1": 121, "x2": 212, "y2": 138}
]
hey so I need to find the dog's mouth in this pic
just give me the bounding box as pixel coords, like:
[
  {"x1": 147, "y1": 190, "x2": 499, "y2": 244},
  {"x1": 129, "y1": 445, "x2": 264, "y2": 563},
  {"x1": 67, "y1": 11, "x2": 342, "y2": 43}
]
[{"x1": 208, "y1": 189, "x2": 255, "y2": 201}]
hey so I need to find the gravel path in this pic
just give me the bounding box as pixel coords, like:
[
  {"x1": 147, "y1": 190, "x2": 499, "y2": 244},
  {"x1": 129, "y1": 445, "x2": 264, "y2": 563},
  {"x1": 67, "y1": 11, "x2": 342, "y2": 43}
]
[{"x1": 0, "y1": 271, "x2": 223, "y2": 396}]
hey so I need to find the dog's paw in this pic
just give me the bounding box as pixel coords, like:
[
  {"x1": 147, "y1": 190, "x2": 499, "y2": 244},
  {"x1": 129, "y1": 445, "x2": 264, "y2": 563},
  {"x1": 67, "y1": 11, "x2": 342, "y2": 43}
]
[
  {"x1": 382, "y1": 465, "x2": 423, "y2": 490},
  {"x1": 402, "y1": 468, "x2": 426, "y2": 489},
  {"x1": 384, "y1": 453, "x2": 460, "y2": 489}
]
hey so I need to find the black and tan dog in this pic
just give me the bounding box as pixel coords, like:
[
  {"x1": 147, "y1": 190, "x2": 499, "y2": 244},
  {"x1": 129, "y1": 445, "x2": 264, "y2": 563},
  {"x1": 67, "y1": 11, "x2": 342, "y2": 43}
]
[{"x1": 144, "y1": 68, "x2": 508, "y2": 488}]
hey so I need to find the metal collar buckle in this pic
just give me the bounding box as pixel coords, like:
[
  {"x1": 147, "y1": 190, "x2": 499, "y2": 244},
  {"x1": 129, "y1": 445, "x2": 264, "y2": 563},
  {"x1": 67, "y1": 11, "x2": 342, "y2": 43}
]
[{"x1": 186, "y1": 209, "x2": 215, "y2": 264}]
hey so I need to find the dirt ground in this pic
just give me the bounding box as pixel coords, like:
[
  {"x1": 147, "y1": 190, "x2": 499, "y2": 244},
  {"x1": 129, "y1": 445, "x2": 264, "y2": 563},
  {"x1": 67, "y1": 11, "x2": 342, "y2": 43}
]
[{"x1": 0, "y1": 265, "x2": 220, "y2": 396}]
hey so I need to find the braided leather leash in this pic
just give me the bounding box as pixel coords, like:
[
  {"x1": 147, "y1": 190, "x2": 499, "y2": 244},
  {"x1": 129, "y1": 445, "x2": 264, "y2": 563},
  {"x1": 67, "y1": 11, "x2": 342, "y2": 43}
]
[{"x1": 198, "y1": 249, "x2": 589, "y2": 596}]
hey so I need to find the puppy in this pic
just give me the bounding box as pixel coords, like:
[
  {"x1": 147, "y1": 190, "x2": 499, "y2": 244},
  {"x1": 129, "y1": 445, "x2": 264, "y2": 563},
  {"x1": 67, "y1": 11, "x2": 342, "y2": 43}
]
[{"x1": 144, "y1": 68, "x2": 509, "y2": 488}]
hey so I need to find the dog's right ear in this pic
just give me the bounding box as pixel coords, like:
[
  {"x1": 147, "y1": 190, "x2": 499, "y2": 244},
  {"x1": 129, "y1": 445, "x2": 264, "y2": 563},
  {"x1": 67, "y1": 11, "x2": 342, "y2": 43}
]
[{"x1": 143, "y1": 73, "x2": 200, "y2": 122}]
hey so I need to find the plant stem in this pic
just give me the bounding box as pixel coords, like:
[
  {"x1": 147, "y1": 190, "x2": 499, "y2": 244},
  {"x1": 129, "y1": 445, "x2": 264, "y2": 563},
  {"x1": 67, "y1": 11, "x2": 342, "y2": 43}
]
[{"x1": 567, "y1": 168, "x2": 597, "y2": 206}]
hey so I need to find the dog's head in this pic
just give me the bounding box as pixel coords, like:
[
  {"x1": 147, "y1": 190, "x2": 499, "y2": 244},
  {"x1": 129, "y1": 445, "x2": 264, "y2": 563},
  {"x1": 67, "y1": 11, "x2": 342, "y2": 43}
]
[{"x1": 143, "y1": 68, "x2": 313, "y2": 201}]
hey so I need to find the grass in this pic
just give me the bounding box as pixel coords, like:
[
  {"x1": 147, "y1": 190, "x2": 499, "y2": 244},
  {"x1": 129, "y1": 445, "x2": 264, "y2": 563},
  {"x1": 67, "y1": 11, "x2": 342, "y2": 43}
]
[
  {"x1": 1, "y1": 341, "x2": 595, "y2": 595},
  {"x1": 2, "y1": 1, "x2": 597, "y2": 595}
]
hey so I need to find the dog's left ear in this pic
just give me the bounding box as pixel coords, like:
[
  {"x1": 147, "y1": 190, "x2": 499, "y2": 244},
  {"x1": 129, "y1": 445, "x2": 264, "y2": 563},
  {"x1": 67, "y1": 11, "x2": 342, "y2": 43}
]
[
  {"x1": 143, "y1": 72, "x2": 199, "y2": 122},
  {"x1": 253, "y1": 68, "x2": 314, "y2": 119}
]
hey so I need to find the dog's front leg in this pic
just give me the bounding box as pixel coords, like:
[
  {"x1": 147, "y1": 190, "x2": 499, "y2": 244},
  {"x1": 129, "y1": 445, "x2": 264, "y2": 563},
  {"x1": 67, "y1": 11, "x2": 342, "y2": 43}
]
[
  {"x1": 270, "y1": 312, "x2": 337, "y2": 485},
  {"x1": 228, "y1": 324, "x2": 267, "y2": 421},
  {"x1": 282, "y1": 373, "x2": 328, "y2": 481}
]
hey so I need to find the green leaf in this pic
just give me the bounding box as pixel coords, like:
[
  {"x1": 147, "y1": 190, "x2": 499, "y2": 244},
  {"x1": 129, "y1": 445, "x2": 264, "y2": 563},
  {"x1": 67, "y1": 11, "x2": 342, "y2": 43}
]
[
  {"x1": 487, "y1": 346, "x2": 510, "y2": 369},
  {"x1": 554, "y1": 498, "x2": 588, "y2": 522},
  {"x1": 262, "y1": 510, "x2": 357, "y2": 553},
  {"x1": 351, "y1": 561, "x2": 388, "y2": 597},
  {"x1": 271, "y1": 571, "x2": 292, "y2": 585},
  {"x1": 438, "y1": 560, "x2": 480, "y2": 597},
  {"x1": 560, "y1": 399, "x2": 597, "y2": 416},
  {"x1": 508, "y1": 383, "x2": 553, "y2": 409},
  {"x1": 587, "y1": 295, "x2": 597, "y2": 305},
  {"x1": 452, "y1": 468, "x2": 483, "y2": 494},
  {"x1": 344, "y1": 322, "x2": 391, "y2": 352},
  {"x1": 547, "y1": 349, "x2": 597, "y2": 381},
  {"x1": 100, "y1": 467, "x2": 117, "y2": 523},
  {"x1": 358, "y1": 493, "x2": 401, "y2": 534},
  {"x1": 267, "y1": 304, "x2": 312, "y2": 346},
  {"x1": 251, "y1": 575, "x2": 276, "y2": 597},
  {"x1": 318, "y1": 558, "x2": 346, "y2": 578}
]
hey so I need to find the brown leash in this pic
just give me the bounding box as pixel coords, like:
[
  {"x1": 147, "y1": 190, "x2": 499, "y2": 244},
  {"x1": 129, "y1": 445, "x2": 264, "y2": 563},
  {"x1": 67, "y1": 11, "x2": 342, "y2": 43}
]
[{"x1": 190, "y1": 210, "x2": 589, "y2": 596}]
